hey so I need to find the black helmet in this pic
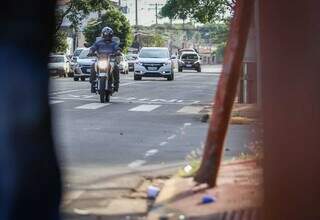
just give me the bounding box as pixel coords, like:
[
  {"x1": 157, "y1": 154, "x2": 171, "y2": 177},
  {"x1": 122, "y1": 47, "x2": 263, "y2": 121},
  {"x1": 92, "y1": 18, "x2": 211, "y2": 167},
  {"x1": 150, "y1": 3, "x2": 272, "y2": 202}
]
[{"x1": 101, "y1": 27, "x2": 114, "y2": 41}]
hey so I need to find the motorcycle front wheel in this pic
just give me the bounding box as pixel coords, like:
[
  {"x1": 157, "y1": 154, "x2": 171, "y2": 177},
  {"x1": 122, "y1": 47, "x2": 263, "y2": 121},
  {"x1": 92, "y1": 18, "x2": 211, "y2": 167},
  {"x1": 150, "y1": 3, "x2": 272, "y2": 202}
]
[{"x1": 99, "y1": 78, "x2": 106, "y2": 103}]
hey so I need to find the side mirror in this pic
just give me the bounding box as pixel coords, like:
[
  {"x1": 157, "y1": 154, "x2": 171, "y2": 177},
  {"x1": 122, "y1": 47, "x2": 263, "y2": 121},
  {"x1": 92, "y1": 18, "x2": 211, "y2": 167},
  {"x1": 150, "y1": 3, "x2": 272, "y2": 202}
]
[{"x1": 84, "y1": 42, "x2": 90, "y2": 48}]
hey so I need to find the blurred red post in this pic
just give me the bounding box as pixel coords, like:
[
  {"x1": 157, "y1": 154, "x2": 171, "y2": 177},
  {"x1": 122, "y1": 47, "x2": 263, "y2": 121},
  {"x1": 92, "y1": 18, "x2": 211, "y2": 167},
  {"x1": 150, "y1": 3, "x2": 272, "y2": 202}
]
[{"x1": 194, "y1": 0, "x2": 255, "y2": 187}]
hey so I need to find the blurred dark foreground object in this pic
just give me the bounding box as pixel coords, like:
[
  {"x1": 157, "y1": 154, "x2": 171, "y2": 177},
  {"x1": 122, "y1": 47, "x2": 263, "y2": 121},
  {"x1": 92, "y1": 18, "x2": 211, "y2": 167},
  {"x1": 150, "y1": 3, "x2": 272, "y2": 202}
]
[
  {"x1": 261, "y1": 0, "x2": 320, "y2": 219},
  {"x1": 0, "y1": 1, "x2": 61, "y2": 220}
]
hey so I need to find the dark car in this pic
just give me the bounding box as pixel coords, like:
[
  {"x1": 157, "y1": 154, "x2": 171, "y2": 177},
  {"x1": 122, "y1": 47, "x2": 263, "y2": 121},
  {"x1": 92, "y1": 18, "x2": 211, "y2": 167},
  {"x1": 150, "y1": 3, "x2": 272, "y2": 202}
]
[{"x1": 178, "y1": 52, "x2": 201, "y2": 72}]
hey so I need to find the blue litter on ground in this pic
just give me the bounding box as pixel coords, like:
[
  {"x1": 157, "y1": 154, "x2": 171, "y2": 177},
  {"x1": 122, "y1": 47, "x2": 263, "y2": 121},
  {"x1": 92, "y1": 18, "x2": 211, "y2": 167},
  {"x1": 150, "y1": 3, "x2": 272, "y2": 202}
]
[
  {"x1": 147, "y1": 186, "x2": 160, "y2": 199},
  {"x1": 202, "y1": 195, "x2": 217, "y2": 204}
]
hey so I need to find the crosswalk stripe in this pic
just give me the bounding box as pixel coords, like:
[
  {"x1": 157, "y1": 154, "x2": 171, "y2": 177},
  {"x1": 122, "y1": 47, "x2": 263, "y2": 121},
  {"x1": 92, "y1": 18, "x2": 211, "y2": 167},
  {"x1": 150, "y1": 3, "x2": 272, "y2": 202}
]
[
  {"x1": 177, "y1": 106, "x2": 205, "y2": 114},
  {"x1": 50, "y1": 100, "x2": 64, "y2": 105},
  {"x1": 129, "y1": 104, "x2": 161, "y2": 112},
  {"x1": 75, "y1": 103, "x2": 110, "y2": 110},
  {"x1": 128, "y1": 160, "x2": 146, "y2": 168}
]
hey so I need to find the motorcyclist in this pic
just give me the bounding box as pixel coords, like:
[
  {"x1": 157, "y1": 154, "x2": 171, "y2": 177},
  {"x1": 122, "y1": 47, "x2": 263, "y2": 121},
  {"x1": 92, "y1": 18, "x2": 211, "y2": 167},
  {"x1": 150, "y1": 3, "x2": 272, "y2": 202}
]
[{"x1": 89, "y1": 26, "x2": 121, "y2": 93}]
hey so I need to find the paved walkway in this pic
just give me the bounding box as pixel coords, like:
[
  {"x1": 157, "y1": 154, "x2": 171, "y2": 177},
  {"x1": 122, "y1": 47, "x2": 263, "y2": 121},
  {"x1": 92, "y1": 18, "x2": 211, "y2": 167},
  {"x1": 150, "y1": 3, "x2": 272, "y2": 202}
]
[{"x1": 148, "y1": 159, "x2": 263, "y2": 220}]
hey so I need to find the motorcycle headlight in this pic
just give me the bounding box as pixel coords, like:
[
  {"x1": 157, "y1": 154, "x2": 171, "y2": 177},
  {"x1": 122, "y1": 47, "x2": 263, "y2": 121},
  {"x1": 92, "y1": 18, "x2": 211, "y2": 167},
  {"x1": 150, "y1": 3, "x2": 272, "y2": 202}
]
[{"x1": 98, "y1": 60, "x2": 109, "y2": 69}]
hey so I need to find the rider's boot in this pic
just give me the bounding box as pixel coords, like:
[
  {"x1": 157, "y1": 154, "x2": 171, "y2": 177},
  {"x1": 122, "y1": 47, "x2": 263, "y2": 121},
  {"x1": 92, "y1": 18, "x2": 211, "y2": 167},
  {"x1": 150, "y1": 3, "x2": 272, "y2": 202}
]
[{"x1": 91, "y1": 82, "x2": 96, "y2": 93}]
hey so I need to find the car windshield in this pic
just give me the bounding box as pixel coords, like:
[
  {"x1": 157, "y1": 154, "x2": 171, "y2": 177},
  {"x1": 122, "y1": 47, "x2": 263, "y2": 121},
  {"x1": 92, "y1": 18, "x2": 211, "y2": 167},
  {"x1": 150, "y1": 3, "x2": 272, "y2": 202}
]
[
  {"x1": 126, "y1": 55, "x2": 138, "y2": 60},
  {"x1": 181, "y1": 54, "x2": 198, "y2": 60},
  {"x1": 74, "y1": 49, "x2": 83, "y2": 57},
  {"x1": 50, "y1": 56, "x2": 64, "y2": 63},
  {"x1": 79, "y1": 49, "x2": 94, "y2": 59},
  {"x1": 139, "y1": 49, "x2": 169, "y2": 58}
]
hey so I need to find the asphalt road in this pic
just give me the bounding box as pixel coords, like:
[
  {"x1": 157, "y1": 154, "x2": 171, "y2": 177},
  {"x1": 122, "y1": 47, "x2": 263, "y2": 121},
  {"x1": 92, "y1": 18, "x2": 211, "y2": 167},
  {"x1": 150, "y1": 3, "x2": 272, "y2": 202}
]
[{"x1": 49, "y1": 65, "x2": 252, "y2": 186}]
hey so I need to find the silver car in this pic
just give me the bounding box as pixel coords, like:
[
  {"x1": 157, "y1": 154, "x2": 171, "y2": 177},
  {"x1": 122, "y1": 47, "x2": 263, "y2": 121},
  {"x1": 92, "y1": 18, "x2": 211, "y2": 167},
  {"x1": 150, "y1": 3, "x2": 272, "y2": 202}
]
[
  {"x1": 74, "y1": 49, "x2": 96, "y2": 81},
  {"x1": 134, "y1": 47, "x2": 174, "y2": 81}
]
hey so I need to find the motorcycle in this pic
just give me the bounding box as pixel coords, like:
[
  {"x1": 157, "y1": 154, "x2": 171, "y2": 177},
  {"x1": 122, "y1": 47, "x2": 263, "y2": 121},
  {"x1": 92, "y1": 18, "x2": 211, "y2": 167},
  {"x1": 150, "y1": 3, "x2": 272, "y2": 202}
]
[{"x1": 94, "y1": 54, "x2": 116, "y2": 103}]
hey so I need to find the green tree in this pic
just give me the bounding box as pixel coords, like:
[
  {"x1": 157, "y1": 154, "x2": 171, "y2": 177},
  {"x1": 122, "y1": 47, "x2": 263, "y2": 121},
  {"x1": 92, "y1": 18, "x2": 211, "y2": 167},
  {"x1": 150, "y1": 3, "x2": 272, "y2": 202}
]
[
  {"x1": 52, "y1": 30, "x2": 68, "y2": 53},
  {"x1": 160, "y1": 0, "x2": 235, "y2": 23},
  {"x1": 83, "y1": 8, "x2": 133, "y2": 52},
  {"x1": 55, "y1": 0, "x2": 111, "y2": 32},
  {"x1": 153, "y1": 34, "x2": 166, "y2": 47}
]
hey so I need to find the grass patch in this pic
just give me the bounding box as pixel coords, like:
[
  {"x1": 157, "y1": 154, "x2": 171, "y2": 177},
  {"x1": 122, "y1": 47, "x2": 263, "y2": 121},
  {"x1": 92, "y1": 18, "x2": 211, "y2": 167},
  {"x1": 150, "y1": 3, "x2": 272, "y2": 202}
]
[{"x1": 178, "y1": 160, "x2": 201, "y2": 178}]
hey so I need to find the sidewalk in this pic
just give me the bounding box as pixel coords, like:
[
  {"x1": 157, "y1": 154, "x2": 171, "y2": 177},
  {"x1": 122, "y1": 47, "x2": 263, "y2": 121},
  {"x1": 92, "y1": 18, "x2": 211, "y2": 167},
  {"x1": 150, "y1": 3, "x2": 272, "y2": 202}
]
[
  {"x1": 148, "y1": 159, "x2": 263, "y2": 220},
  {"x1": 61, "y1": 164, "x2": 180, "y2": 220}
]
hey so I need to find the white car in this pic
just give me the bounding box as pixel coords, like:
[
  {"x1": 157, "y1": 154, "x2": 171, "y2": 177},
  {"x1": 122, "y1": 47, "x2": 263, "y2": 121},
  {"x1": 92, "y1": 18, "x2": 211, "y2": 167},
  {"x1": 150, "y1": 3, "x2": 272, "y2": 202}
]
[
  {"x1": 126, "y1": 54, "x2": 138, "y2": 72},
  {"x1": 117, "y1": 53, "x2": 129, "y2": 74},
  {"x1": 134, "y1": 47, "x2": 174, "y2": 81},
  {"x1": 48, "y1": 54, "x2": 71, "y2": 77}
]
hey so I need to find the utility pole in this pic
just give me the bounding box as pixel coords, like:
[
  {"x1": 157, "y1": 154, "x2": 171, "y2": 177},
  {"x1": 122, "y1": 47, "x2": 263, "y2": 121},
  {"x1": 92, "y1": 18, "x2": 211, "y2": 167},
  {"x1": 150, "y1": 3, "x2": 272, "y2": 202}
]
[
  {"x1": 155, "y1": 3, "x2": 158, "y2": 25},
  {"x1": 135, "y1": 0, "x2": 138, "y2": 26},
  {"x1": 118, "y1": 0, "x2": 121, "y2": 6},
  {"x1": 149, "y1": 3, "x2": 163, "y2": 25}
]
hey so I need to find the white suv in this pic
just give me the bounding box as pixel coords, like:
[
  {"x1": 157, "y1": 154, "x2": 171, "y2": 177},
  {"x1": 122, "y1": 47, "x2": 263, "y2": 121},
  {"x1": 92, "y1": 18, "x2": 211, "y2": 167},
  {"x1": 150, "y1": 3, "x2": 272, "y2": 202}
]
[
  {"x1": 48, "y1": 54, "x2": 71, "y2": 77},
  {"x1": 134, "y1": 47, "x2": 174, "y2": 81}
]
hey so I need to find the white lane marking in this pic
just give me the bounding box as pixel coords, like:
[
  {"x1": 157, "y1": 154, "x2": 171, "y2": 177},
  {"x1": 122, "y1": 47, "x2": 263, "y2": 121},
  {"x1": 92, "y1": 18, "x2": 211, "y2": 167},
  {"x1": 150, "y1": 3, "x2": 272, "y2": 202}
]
[
  {"x1": 128, "y1": 160, "x2": 146, "y2": 168},
  {"x1": 73, "y1": 208, "x2": 90, "y2": 215},
  {"x1": 69, "y1": 94, "x2": 81, "y2": 98},
  {"x1": 177, "y1": 106, "x2": 205, "y2": 114},
  {"x1": 177, "y1": 100, "x2": 184, "y2": 103},
  {"x1": 127, "y1": 97, "x2": 137, "y2": 101},
  {"x1": 144, "y1": 149, "x2": 159, "y2": 157},
  {"x1": 151, "y1": 99, "x2": 167, "y2": 102},
  {"x1": 167, "y1": 134, "x2": 177, "y2": 140},
  {"x1": 184, "y1": 123, "x2": 192, "y2": 127},
  {"x1": 50, "y1": 89, "x2": 87, "y2": 96},
  {"x1": 129, "y1": 104, "x2": 161, "y2": 112},
  {"x1": 138, "y1": 98, "x2": 149, "y2": 101},
  {"x1": 75, "y1": 103, "x2": 110, "y2": 110},
  {"x1": 167, "y1": 99, "x2": 178, "y2": 103},
  {"x1": 159, "y1": 141, "x2": 168, "y2": 146},
  {"x1": 121, "y1": 82, "x2": 134, "y2": 86},
  {"x1": 82, "y1": 95, "x2": 95, "y2": 98},
  {"x1": 50, "y1": 100, "x2": 64, "y2": 105},
  {"x1": 48, "y1": 97, "x2": 209, "y2": 106}
]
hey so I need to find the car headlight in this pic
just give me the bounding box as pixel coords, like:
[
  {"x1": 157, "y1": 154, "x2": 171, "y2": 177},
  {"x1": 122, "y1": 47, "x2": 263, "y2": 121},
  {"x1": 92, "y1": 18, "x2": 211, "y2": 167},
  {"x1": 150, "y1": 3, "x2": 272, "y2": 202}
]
[
  {"x1": 179, "y1": 60, "x2": 185, "y2": 64},
  {"x1": 136, "y1": 62, "x2": 144, "y2": 66},
  {"x1": 194, "y1": 60, "x2": 200, "y2": 64},
  {"x1": 98, "y1": 60, "x2": 109, "y2": 69},
  {"x1": 163, "y1": 61, "x2": 171, "y2": 66}
]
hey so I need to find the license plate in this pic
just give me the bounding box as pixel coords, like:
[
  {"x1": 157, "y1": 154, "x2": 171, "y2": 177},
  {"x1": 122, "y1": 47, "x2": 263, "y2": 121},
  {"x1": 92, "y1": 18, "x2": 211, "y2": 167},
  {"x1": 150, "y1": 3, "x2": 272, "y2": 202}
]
[
  {"x1": 99, "y1": 72, "x2": 107, "y2": 77},
  {"x1": 87, "y1": 68, "x2": 91, "y2": 73},
  {"x1": 148, "y1": 67, "x2": 157, "y2": 71},
  {"x1": 186, "y1": 64, "x2": 192, "y2": 67}
]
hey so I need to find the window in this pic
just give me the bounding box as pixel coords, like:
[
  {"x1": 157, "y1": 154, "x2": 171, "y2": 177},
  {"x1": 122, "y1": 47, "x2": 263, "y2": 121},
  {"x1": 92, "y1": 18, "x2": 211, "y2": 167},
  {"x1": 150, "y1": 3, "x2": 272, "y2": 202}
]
[
  {"x1": 50, "y1": 56, "x2": 64, "y2": 63},
  {"x1": 139, "y1": 49, "x2": 169, "y2": 58},
  {"x1": 181, "y1": 54, "x2": 199, "y2": 60}
]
